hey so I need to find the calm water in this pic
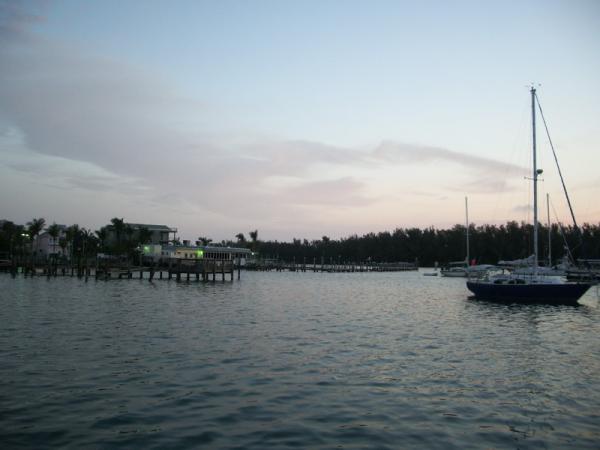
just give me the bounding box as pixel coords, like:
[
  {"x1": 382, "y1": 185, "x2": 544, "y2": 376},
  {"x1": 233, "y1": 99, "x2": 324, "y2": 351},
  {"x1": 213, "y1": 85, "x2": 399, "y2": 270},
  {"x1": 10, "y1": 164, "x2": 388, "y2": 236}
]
[{"x1": 1, "y1": 271, "x2": 599, "y2": 449}]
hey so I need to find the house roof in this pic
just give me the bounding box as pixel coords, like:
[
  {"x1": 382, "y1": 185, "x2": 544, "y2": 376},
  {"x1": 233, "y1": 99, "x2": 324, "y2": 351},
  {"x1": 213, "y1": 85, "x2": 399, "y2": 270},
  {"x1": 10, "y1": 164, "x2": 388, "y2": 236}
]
[
  {"x1": 124, "y1": 223, "x2": 177, "y2": 232},
  {"x1": 161, "y1": 244, "x2": 251, "y2": 254},
  {"x1": 39, "y1": 225, "x2": 68, "y2": 236},
  {"x1": 44, "y1": 224, "x2": 67, "y2": 231}
]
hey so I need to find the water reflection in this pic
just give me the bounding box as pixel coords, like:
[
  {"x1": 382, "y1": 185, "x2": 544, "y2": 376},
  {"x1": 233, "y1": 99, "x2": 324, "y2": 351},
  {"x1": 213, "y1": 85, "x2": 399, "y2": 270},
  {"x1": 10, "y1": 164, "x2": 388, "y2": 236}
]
[{"x1": 1, "y1": 272, "x2": 599, "y2": 449}]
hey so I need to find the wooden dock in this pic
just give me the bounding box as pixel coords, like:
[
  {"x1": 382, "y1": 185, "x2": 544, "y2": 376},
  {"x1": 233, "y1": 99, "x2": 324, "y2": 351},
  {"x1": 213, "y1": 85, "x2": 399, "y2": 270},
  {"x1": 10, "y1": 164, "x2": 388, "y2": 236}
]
[
  {"x1": 0, "y1": 257, "x2": 240, "y2": 282},
  {"x1": 1, "y1": 256, "x2": 418, "y2": 281},
  {"x1": 244, "y1": 259, "x2": 418, "y2": 272}
]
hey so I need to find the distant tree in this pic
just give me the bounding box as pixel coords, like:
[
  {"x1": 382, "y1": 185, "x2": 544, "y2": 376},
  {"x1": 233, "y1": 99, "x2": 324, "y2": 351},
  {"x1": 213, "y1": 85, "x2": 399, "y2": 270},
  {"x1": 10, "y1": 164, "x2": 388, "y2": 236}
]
[
  {"x1": 46, "y1": 223, "x2": 61, "y2": 258},
  {"x1": 95, "y1": 227, "x2": 108, "y2": 253},
  {"x1": 124, "y1": 224, "x2": 135, "y2": 255},
  {"x1": 79, "y1": 228, "x2": 94, "y2": 260},
  {"x1": 239, "y1": 221, "x2": 600, "y2": 266},
  {"x1": 198, "y1": 236, "x2": 212, "y2": 246},
  {"x1": 138, "y1": 226, "x2": 153, "y2": 246},
  {"x1": 249, "y1": 230, "x2": 258, "y2": 251},
  {"x1": 26, "y1": 218, "x2": 45, "y2": 261},
  {"x1": 3, "y1": 217, "x2": 598, "y2": 267},
  {"x1": 13, "y1": 224, "x2": 26, "y2": 257},
  {"x1": 0, "y1": 221, "x2": 18, "y2": 256},
  {"x1": 65, "y1": 224, "x2": 80, "y2": 261},
  {"x1": 110, "y1": 217, "x2": 125, "y2": 253},
  {"x1": 27, "y1": 218, "x2": 46, "y2": 240},
  {"x1": 58, "y1": 237, "x2": 68, "y2": 258}
]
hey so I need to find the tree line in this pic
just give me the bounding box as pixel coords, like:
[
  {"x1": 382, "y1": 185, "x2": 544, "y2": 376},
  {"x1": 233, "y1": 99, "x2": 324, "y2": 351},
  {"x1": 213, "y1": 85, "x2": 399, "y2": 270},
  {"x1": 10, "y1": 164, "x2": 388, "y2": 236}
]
[
  {"x1": 234, "y1": 222, "x2": 599, "y2": 266},
  {"x1": 1, "y1": 218, "x2": 598, "y2": 266},
  {"x1": 0, "y1": 218, "x2": 154, "y2": 263}
]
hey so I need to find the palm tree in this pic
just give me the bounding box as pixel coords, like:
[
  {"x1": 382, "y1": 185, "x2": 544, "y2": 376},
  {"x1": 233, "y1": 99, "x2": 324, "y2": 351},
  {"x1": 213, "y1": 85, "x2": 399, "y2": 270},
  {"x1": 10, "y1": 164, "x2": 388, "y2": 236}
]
[
  {"x1": 1, "y1": 221, "x2": 18, "y2": 258},
  {"x1": 27, "y1": 218, "x2": 45, "y2": 263},
  {"x1": 27, "y1": 217, "x2": 45, "y2": 247},
  {"x1": 235, "y1": 233, "x2": 246, "y2": 244},
  {"x1": 95, "y1": 227, "x2": 108, "y2": 253},
  {"x1": 138, "y1": 226, "x2": 153, "y2": 246},
  {"x1": 65, "y1": 224, "x2": 80, "y2": 262},
  {"x1": 79, "y1": 228, "x2": 92, "y2": 261},
  {"x1": 27, "y1": 218, "x2": 46, "y2": 239},
  {"x1": 47, "y1": 223, "x2": 61, "y2": 259},
  {"x1": 198, "y1": 236, "x2": 212, "y2": 246},
  {"x1": 249, "y1": 230, "x2": 258, "y2": 252},
  {"x1": 124, "y1": 224, "x2": 135, "y2": 258},
  {"x1": 58, "y1": 237, "x2": 68, "y2": 260},
  {"x1": 87, "y1": 234, "x2": 100, "y2": 258},
  {"x1": 110, "y1": 217, "x2": 125, "y2": 254},
  {"x1": 320, "y1": 236, "x2": 330, "y2": 260}
]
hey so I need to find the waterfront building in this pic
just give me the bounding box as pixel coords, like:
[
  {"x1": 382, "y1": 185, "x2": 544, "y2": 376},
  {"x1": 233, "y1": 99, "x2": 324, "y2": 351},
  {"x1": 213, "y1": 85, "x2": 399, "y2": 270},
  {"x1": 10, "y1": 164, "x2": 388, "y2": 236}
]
[
  {"x1": 143, "y1": 244, "x2": 252, "y2": 265},
  {"x1": 34, "y1": 225, "x2": 68, "y2": 258},
  {"x1": 106, "y1": 223, "x2": 178, "y2": 246}
]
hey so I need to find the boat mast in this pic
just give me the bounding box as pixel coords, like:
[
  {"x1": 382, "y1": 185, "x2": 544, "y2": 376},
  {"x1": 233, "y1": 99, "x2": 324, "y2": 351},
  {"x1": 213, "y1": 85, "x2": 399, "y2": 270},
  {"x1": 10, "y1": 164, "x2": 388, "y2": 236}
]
[
  {"x1": 465, "y1": 196, "x2": 469, "y2": 265},
  {"x1": 547, "y1": 193, "x2": 551, "y2": 266},
  {"x1": 531, "y1": 86, "x2": 539, "y2": 277}
]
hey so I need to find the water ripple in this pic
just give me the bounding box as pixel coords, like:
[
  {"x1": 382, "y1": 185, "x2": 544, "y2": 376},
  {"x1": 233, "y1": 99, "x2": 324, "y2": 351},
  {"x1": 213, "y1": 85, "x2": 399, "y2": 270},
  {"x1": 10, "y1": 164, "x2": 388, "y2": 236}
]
[{"x1": 0, "y1": 272, "x2": 599, "y2": 448}]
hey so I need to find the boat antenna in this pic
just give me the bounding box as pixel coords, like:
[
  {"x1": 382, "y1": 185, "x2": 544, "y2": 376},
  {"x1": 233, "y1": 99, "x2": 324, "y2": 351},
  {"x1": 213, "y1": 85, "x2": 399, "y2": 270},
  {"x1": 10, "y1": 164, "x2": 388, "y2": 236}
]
[
  {"x1": 531, "y1": 86, "x2": 539, "y2": 277},
  {"x1": 534, "y1": 92, "x2": 584, "y2": 252}
]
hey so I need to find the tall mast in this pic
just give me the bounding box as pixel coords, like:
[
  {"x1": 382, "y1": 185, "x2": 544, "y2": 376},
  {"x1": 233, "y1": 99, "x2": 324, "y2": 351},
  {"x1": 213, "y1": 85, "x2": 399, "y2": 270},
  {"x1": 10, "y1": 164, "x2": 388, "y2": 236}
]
[
  {"x1": 465, "y1": 196, "x2": 469, "y2": 265},
  {"x1": 547, "y1": 193, "x2": 551, "y2": 266},
  {"x1": 531, "y1": 86, "x2": 539, "y2": 276}
]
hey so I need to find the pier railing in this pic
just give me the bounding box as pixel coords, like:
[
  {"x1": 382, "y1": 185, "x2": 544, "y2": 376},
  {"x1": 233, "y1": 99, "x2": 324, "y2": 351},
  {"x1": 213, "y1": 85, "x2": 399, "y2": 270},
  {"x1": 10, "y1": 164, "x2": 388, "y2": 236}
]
[
  {"x1": 244, "y1": 260, "x2": 418, "y2": 272},
  {"x1": 1, "y1": 255, "x2": 419, "y2": 281},
  {"x1": 0, "y1": 256, "x2": 240, "y2": 282}
]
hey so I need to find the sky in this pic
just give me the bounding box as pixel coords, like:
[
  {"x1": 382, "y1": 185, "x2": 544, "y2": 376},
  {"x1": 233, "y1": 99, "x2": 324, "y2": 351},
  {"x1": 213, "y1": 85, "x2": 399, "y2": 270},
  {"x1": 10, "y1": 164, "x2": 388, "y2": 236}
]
[{"x1": 0, "y1": 0, "x2": 599, "y2": 242}]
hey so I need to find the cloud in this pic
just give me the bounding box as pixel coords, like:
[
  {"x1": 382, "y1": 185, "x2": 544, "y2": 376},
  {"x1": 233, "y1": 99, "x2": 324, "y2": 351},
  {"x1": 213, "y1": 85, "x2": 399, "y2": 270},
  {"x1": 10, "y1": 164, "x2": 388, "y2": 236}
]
[
  {"x1": 512, "y1": 204, "x2": 531, "y2": 213},
  {"x1": 447, "y1": 177, "x2": 519, "y2": 194},
  {"x1": 0, "y1": 5, "x2": 532, "y2": 238},
  {"x1": 246, "y1": 139, "x2": 360, "y2": 171},
  {"x1": 279, "y1": 177, "x2": 375, "y2": 207},
  {"x1": 0, "y1": 44, "x2": 198, "y2": 175},
  {"x1": 0, "y1": 0, "x2": 44, "y2": 40},
  {"x1": 0, "y1": 127, "x2": 147, "y2": 195},
  {"x1": 371, "y1": 140, "x2": 524, "y2": 174}
]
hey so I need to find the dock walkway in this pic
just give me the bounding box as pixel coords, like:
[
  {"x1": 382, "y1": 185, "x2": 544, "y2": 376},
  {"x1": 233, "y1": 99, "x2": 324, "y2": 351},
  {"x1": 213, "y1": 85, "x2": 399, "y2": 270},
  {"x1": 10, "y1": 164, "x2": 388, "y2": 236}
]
[
  {"x1": 1, "y1": 257, "x2": 240, "y2": 282},
  {"x1": 245, "y1": 260, "x2": 418, "y2": 272}
]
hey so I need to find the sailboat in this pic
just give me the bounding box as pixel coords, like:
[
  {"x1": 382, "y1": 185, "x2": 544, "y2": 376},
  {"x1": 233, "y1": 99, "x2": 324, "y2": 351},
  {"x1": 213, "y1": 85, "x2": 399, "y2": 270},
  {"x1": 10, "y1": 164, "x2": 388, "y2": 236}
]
[
  {"x1": 466, "y1": 87, "x2": 593, "y2": 304},
  {"x1": 441, "y1": 198, "x2": 471, "y2": 277},
  {"x1": 510, "y1": 194, "x2": 571, "y2": 276},
  {"x1": 441, "y1": 197, "x2": 493, "y2": 277}
]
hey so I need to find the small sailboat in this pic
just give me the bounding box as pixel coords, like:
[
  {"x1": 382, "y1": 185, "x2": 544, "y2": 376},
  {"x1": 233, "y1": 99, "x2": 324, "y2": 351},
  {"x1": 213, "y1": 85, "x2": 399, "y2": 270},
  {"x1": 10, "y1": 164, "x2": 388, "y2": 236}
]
[
  {"x1": 440, "y1": 198, "x2": 493, "y2": 277},
  {"x1": 466, "y1": 87, "x2": 593, "y2": 304},
  {"x1": 441, "y1": 197, "x2": 471, "y2": 277}
]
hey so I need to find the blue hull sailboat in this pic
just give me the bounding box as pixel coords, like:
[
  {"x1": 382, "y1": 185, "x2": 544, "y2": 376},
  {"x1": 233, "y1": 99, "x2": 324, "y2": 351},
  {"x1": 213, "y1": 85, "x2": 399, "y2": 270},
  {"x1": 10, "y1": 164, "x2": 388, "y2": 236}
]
[
  {"x1": 466, "y1": 87, "x2": 593, "y2": 305},
  {"x1": 467, "y1": 277, "x2": 591, "y2": 305}
]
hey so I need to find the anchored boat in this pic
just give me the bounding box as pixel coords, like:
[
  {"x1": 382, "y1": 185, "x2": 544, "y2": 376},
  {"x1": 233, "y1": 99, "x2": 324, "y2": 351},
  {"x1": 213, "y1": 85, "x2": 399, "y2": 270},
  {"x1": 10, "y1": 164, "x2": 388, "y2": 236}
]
[
  {"x1": 441, "y1": 197, "x2": 471, "y2": 277},
  {"x1": 466, "y1": 87, "x2": 593, "y2": 304}
]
